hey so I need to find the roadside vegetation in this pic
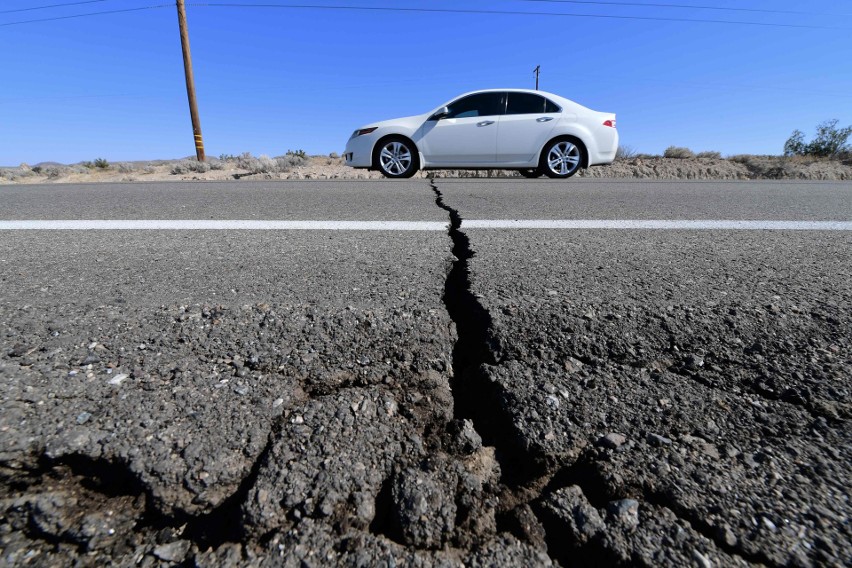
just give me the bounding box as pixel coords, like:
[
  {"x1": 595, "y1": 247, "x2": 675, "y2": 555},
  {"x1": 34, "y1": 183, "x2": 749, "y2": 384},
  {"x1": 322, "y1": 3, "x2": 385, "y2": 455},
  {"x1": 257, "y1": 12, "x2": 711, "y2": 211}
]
[
  {"x1": 3, "y1": 125, "x2": 852, "y2": 183},
  {"x1": 784, "y1": 119, "x2": 851, "y2": 159}
]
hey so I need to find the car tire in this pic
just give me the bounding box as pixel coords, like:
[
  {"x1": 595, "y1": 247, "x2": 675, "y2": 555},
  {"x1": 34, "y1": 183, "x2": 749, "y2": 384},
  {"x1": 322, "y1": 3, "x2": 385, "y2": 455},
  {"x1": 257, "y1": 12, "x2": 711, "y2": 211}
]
[
  {"x1": 373, "y1": 137, "x2": 419, "y2": 178},
  {"x1": 540, "y1": 138, "x2": 584, "y2": 179},
  {"x1": 518, "y1": 169, "x2": 542, "y2": 178}
]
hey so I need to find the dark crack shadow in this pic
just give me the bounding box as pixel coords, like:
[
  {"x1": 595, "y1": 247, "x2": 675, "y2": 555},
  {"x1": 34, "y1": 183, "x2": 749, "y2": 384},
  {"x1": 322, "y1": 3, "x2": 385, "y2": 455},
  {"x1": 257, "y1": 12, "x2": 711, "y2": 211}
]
[
  {"x1": 182, "y1": 418, "x2": 281, "y2": 548},
  {"x1": 3, "y1": 419, "x2": 282, "y2": 557}
]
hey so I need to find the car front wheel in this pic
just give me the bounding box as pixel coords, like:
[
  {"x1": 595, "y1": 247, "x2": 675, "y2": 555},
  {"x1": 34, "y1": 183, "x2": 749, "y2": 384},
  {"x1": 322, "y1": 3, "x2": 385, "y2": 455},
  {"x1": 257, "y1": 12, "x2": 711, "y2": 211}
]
[
  {"x1": 374, "y1": 137, "x2": 418, "y2": 178},
  {"x1": 541, "y1": 139, "x2": 584, "y2": 179}
]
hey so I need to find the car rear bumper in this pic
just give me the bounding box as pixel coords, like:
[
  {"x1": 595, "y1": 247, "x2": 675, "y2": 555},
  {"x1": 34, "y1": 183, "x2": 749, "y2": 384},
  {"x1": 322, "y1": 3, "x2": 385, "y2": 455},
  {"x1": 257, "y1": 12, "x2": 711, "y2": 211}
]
[{"x1": 588, "y1": 127, "x2": 619, "y2": 166}]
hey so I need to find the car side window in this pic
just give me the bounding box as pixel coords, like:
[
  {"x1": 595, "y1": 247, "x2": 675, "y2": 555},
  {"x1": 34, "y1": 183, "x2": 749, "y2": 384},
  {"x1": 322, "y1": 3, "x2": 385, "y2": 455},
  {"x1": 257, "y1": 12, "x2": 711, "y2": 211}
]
[
  {"x1": 506, "y1": 92, "x2": 547, "y2": 114},
  {"x1": 544, "y1": 98, "x2": 562, "y2": 113},
  {"x1": 445, "y1": 93, "x2": 504, "y2": 119}
]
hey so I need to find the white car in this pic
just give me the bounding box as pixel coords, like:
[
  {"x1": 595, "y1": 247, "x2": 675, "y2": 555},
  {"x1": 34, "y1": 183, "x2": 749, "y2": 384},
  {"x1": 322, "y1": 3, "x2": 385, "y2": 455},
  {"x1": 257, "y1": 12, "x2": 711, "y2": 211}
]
[{"x1": 344, "y1": 88, "x2": 617, "y2": 179}]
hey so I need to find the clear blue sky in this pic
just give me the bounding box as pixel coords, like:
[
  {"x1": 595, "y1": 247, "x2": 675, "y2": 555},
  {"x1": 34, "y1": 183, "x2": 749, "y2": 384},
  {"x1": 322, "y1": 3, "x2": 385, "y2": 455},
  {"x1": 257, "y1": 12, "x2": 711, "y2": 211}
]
[{"x1": 1, "y1": 0, "x2": 850, "y2": 164}]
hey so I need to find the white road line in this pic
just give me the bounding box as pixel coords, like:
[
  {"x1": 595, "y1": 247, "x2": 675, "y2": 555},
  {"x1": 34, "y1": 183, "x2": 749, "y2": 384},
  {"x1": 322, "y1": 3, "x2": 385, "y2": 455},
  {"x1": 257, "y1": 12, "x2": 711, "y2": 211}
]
[
  {"x1": 0, "y1": 220, "x2": 449, "y2": 231},
  {"x1": 462, "y1": 220, "x2": 852, "y2": 230},
  {"x1": 1, "y1": 220, "x2": 851, "y2": 231}
]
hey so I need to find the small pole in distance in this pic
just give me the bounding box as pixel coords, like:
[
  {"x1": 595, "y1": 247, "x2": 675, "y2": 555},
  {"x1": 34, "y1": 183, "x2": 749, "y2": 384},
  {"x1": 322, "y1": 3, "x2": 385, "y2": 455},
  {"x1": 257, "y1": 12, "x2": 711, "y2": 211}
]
[
  {"x1": 176, "y1": 0, "x2": 205, "y2": 161},
  {"x1": 534, "y1": 65, "x2": 540, "y2": 90}
]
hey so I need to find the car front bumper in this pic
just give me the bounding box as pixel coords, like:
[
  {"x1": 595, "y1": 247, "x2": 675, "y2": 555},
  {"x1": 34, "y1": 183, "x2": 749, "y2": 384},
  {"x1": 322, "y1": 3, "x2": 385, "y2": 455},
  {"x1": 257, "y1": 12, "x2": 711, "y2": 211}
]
[{"x1": 344, "y1": 134, "x2": 375, "y2": 168}]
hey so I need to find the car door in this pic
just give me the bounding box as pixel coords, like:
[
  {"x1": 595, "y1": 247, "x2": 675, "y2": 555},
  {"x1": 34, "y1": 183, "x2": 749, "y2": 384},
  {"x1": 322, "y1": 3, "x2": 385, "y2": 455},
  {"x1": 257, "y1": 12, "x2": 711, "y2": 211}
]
[
  {"x1": 496, "y1": 92, "x2": 560, "y2": 165},
  {"x1": 418, "y1": 92, "x2": 504, "y2": 166}
]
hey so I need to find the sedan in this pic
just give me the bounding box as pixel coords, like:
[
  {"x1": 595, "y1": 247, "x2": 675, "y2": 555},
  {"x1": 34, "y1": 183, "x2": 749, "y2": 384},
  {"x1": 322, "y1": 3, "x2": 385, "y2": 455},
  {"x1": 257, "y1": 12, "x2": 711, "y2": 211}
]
[{"x1": 344, "y1": 89, "x2": 617, "y2": 179}]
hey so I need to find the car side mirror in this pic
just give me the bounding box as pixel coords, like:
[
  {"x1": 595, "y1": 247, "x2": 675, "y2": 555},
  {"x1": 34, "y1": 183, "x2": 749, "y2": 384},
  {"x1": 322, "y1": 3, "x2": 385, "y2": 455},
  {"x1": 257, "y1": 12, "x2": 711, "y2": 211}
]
[{"x1": 429, "y1": 106, "x2": 450, "y2": 121}]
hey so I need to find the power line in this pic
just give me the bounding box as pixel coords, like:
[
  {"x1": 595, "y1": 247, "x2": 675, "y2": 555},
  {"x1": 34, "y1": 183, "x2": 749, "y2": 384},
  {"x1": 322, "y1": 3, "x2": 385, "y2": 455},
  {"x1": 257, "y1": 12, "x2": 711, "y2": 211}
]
[
  {"x1": 187, "y1": 3, "x2": 846, "y2": 30},
  {"x1": 0, "y1": 4, "x2": 170, "y2": 26},
  {"x1": 1, "y1": 1, "x2": 846, "y2": 29},
  {"x1": 0, "y1": 0, "x2": 113, "y2": 14},
  {"x1": 514, "y1": 0, "x2": 850, "y2": 18}
]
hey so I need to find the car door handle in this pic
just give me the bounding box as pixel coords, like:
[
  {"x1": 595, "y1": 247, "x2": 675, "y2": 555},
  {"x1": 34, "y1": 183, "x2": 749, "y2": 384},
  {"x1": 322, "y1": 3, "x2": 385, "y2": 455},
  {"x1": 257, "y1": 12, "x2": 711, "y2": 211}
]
[
  {"x1": 536, "y1": 117, "x2": 554, "y2": 122},
  {"x1": 477, "y1": 120, "x2": 495, "y2": 127}
]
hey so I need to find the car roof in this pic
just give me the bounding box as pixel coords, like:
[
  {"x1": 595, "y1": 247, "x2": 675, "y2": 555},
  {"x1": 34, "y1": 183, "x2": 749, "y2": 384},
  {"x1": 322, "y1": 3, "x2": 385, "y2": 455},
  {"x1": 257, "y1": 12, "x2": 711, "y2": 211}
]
[
  {"x1": 442, "y1": 88, "x2": 577, "y2": 110},
  {"x1": 455, "y1": 88, "x2": 560, "y2": 97}
]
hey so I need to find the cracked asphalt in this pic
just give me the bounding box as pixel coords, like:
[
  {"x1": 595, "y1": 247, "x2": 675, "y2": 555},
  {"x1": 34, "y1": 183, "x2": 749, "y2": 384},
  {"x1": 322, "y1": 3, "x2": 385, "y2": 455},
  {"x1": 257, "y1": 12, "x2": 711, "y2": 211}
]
[{"x1": 1, "y1": 179, "x2": 850, "y2": 567}]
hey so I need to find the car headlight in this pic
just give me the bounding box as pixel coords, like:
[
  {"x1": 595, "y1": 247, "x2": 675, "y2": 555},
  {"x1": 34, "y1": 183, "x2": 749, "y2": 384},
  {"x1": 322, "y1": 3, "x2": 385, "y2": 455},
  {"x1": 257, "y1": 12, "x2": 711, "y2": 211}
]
[{"x1": 353, "y1": 127, "x2": 378, "y2": 137}]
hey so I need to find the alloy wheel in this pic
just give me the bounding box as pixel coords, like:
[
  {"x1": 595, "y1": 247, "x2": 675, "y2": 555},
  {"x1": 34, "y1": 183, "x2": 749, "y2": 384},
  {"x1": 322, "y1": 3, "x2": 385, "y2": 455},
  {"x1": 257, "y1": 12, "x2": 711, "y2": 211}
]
[
  {"x1": 546, "y1": 141, "x2": 581, "y2": 177},
  {"x1": 379, "y1": 141, "x2": 413, "y2": 176}
]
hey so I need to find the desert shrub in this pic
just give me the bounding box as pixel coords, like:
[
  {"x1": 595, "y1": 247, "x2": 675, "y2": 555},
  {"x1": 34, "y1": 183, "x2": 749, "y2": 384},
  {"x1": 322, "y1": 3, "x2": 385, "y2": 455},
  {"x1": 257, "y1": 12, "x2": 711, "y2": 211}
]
[
  {"x1": 275, "y1": 151, "x2": 308, "y2": 169},
  {"x1": 235, "y1": 154, "x2": 271, "y2": 174},
  {"x1": 696, "y1": 151, "x2": 722, "y2": 159},
  {"x1": 256, "y1": 155, "x2": 277, "y2": 173},
  {"x1": 171, "y1": 159, "x2": 210, "y2": 174},
  {"x1": 207, "y1": 158, "x2": 225, "y2": 170},
  {"x1": 784, "y1": 119, "x2": 852, "y2": 158},
  {"x1": 615, "y1": 145, "x2": 637, "y2": 160},
  {"x1": 234, "y1": 152, "x2": 307, "y2": 174},
  {"x1": 117, "y1": 162, "x2": 137, "y2": 173},
  {"x1": 329, "y1": 152, "x2": 340, "y2": 159},
  {"x1": 81, "y1": 159, "x2": 109, "y2": 169},
  {"x1": 1, "y1": 165, "x2": 37, "y2": 181},
  {"x1": 236, "y1": 152, "x2": 258, "y2": 170},
  {"x1": 143, "y1": 166, "x2": 155, "y2": 174},
  {"x1": 31, "y1": 166, "x2": 43, "y2": 174},
  {"x1": 664, "y1": 146, "x2": 695, "y2": 159},
  {"x1": 728, "y1": 154, "x2": 753, "y2": 163},
  {"x1": 218, "y1": 153, "x2": 238, "y2": 161},
  {"x1": 44, "y1": 165, "x2": 70, "y2": 179}
]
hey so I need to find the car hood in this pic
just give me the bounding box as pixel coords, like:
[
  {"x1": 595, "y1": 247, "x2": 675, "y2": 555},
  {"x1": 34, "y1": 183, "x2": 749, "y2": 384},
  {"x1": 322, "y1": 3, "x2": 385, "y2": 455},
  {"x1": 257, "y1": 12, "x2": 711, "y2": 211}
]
[{"x1": 358, "y1": 113, "x2": 430, "y2": 131}]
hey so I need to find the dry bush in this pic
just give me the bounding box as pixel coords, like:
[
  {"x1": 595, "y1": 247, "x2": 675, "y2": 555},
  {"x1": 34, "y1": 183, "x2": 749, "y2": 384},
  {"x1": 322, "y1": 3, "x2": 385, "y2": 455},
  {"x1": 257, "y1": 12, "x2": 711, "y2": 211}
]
[
  {"x1": 728, "y1": 154, "x2": 753, "y2": 164},
  {"x1": 171, "y1": 159, "x2": 210, "y2": 174},
  {"x1": 0, "y1": 165, "x2": 36, "y2": 181},
  {"x1": 236, "y1": 152, "x2": 260, "y2": 171},
  {"x1": 274, "y1": 151, "x2": 308, "y2": 169},
  {"x1": 44, "y1": 165, "x2": 71, "y2": 179},
  {"x1": 696, "y1": 151, "x2": 722, "y2": 159},
  {"x1": 235, "y1": 151, "x2": 307, "y2": 174},
  {"x1": 664, "y1": 146, "x2": 695, "y2": 159},
  {"x1": 615, "y1": 145, "x2": 638, "y2": 160},
  {"x1": 117, "y1": 163, "x2": 136, "y2": 173}
]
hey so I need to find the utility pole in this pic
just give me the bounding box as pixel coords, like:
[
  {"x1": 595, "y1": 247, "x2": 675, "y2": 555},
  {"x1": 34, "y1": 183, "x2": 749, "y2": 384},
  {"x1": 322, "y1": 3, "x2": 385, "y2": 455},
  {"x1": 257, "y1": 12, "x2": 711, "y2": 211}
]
[
  {"x1": 534, "y1": 65, "x2": 540, "y2": 90},
  {"x1": 176, "y1": 0, "x2": 205, "y2": 161}
]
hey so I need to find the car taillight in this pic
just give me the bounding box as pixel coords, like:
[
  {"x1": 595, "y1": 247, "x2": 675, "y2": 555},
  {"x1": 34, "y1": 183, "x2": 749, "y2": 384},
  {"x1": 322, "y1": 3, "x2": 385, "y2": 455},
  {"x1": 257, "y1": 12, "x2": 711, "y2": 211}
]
[
  {"x1": 355, "y1": 127, "x2": 378, "y2": 136},
  {"x1": 603, "y1": 119, "x2": 616, "y2": 128}
]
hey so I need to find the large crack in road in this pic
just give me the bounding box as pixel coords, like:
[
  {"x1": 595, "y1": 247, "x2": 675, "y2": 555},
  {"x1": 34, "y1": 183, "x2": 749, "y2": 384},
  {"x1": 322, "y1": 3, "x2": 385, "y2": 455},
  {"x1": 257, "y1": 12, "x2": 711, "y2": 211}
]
[{"x1": 430, "y1": 180, "x2": 762, "y2": 567}]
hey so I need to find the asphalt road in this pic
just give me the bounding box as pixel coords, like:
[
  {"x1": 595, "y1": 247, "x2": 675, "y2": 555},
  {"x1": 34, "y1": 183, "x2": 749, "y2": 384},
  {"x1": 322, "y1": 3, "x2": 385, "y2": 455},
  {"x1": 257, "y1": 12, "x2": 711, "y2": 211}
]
[{"x1": 1, "y1": 179, "x2": 850, "y2": 567}]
